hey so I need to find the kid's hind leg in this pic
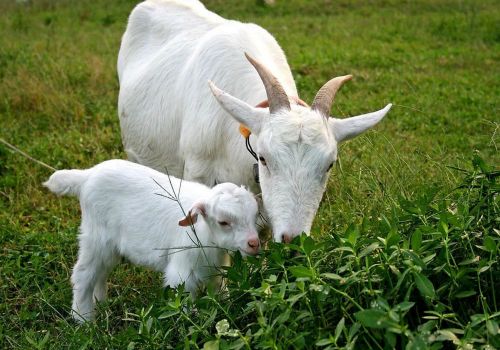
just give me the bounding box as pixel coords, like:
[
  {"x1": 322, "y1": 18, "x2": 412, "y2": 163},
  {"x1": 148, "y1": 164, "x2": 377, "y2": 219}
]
[
  {"x1": 71, "y1": 230, "x2": 117, "y2": 323},
  {"x1": 71, "y1": 246, "x2": 99, "y2": 323},
  {"x1": 93, "y1": 251, "x2": 119, "y2": 302}
]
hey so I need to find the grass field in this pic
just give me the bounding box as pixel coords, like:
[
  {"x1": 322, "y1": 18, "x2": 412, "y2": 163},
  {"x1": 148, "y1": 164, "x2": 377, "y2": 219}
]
[{"x1": 0, "y1": 0, "x2": 498, "y2": 348}]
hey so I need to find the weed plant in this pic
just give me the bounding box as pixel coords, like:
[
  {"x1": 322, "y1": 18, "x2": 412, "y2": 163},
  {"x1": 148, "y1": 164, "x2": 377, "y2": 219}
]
[{"x1": 1, "y1": 156, "x2": 498, "y2": 348}]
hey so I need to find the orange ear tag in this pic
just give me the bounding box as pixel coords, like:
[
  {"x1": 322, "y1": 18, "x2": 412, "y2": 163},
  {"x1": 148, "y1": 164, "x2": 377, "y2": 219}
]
[
  {"x1": 239, "y1": 124, "x2": 251, "y2": 139},
  {"x1": 238, "y1": 100, "x2": 269, "y2": 139}
]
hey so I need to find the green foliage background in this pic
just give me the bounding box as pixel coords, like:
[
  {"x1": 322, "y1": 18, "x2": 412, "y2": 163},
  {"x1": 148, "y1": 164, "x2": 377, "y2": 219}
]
[{"x1": 0, "y1": 0, "x2": 498, "y2": 348}]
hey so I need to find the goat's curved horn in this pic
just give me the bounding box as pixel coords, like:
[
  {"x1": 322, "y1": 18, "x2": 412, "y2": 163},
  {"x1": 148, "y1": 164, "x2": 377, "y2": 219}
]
[
  {"x1": 245, "y1": 52, "x2": 290, "y2": 114},
  {"x1": 311, "y1": 75, "x2": 353, "y2": 117}
]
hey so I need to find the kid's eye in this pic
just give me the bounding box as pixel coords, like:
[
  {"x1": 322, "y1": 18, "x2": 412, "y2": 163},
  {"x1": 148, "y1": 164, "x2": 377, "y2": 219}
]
[{"x1": 218, "y1": 221, "x2": 230, "y2": 227}]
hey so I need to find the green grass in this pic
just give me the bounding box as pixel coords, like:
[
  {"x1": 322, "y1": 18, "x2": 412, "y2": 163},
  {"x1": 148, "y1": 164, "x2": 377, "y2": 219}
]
[{"x1": 0, "y1": 0, "x2": 498, "y2": 348}]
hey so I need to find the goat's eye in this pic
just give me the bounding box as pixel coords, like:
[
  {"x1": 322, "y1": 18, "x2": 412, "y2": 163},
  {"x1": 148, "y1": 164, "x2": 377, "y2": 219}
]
[
  {"x1": 327, "y1": 162, "x2": 334, "y2": 171},
  {"x1": 258, "y1": 156, "x2": 266, "y2": 166},
  {"x1": 218, "y1": 221, "x2": 230, "y2": 227}
]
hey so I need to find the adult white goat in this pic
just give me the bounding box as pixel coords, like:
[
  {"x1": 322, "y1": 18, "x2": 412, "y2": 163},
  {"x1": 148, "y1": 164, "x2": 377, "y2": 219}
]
[
  {"x1": 44, "y1": 159, "x2": 260, "y2": 322},
  {"x1": 118, "y1": 0, "x2": 392, "y2": 243}
]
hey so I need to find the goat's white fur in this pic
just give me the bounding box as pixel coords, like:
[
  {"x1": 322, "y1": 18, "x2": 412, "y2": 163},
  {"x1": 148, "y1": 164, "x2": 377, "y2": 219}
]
[
  {"x1": 118, "y1": 0, "x2": 392, "y2": 242},
  {"x1": 44, "y1": 159, "x2": 259, "y2": 323}
]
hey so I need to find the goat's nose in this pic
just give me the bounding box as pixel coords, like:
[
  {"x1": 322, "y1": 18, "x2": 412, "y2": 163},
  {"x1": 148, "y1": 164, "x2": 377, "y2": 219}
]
[
  {"x1": 248, "y1": 238, "x2": 260, "y2": 249},
  {"x1": 281, "y1": 234, "x2": 292, "y2": 244}
]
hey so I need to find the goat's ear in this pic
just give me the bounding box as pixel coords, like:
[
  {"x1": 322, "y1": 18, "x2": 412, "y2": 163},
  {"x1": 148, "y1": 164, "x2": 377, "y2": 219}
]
[
  {"x1": 178, "y1": 202, "x2": 206, "y2": 227},
  {"x1": 329, "y1": 104, "x2": 392, "y2": 143},
  {"x1": 208, "y1": 81, "x2": 267, "y2": 135}
]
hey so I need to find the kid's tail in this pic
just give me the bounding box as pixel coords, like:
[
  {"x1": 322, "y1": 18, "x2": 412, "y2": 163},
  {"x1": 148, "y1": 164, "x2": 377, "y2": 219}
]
[{"x1": 43, "y1": 169, "x2": 90, "y2": 197}]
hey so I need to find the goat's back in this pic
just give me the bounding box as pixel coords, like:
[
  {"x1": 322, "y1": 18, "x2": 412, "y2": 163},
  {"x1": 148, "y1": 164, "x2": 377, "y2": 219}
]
[
  {"x1": 117, "y1": 0, "x2": 297, "y2": 184},
  {"x1": 118, "y1": 0, "x2": 223, "y2": 82}
]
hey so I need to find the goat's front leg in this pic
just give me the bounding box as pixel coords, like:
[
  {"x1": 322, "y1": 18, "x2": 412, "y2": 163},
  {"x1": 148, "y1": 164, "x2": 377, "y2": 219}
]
[{"x1": 183, "y1": 159, "x2": 215, "y2": 187}]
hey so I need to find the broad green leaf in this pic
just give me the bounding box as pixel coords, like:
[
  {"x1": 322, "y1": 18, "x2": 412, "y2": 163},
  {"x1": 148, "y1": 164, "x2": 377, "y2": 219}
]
[
  {"x1": 486, "y1": 320, "x2": 499, "y2": 335},
  {"x1": 484, "y1": 236, "x2": 497, "y2": 253},
  {"x1": 348, "y1": 322, "x2": 361, "y2": 340},
  {"x1": 386, "y1": 232, "x2": 401, "y2": 248},
  {"x1": 274, "y1": 308, "x2": 291, "y2": 325},
  {"x1": 321, "y1": 273, "x2": 342, "y2": 281},
  {"x1": 203, "y1": 340, "x2": 219, "y2": 350},
  {"x1": 376, "y1": 297, "x2": 390, "y2": 311},
  {"x1": 435, "y1": 330, "x2": 459, "y2": 345},
  {"x1": 413, "y1": 272, "x2": 435, "y2": 299},
  {"x1": 296, "y1": 310, "x2": 312, "y2": 322},
  {"x1": 406, "y1": 334, "x2": 427, "y2": 350},
  {"x1": 478, "y1": 265, "x2": 491, "y2": 273},
  {"x1": 289, "y1": 266, "x2": 314, "y2": 279},
  {"x1": 287, "y1": 292, "x2": 308, "y2": 305},
  {"x1": 334, "y1": 317, "x2": 345, "y2": 342},
  {"x1": 388, "y1": 310, "x2": 400, "y2": 322},
  {"x1": 315, "y1": 338, "x2": 333, "y2": 346},
  {"x1": 334, "y1": 246, "x2": 354, "y2": 254},
  {"x1": 419, "y1": 320, "x2": 438, "y2": 333},
  {"x1": 395, "y1": 301, "x2": 415, "y2": 312},
  {"x1": 346, "y1": 223, "x2": 359, "y2": 246},
  {"x1": 385, "y1": 331, "x2": 396, "y2": 348},
  {"x1": 470, "y1": 314, "x2": 486, "y2": 327},
  {"x1": 454, "y1": 290, "x2": 476, "y2": 298},
  {"x1": 439, "y1": 220, "x2": 449, "y2": 235},
  {"x1": 405, "y1": 251, "x2": 426, "y2": 268},
  {"x1": 40, "y1": 332, "x2": 50, "y2": 348},
  {"x1": 359, "y1": 242, "x2": 380, "y2": 258},
  {"x1": 411, "y1": 229, "x2": 422, "y2": 252},
  {"x1": 302, "y1": 236, "x2": 316, "y2": 255},
  {"x1": 355, "y1": 309, "x2": 388, "y2": 329},
  {"x1": 458, "y1": 256, "x2": 480, "y2": 265},
  {"x1": 229, "y1": 338, "x2": 246, "y2": 350},
  {"x1": 25, "y1": 336, "x2": 38, "y2": 348}
]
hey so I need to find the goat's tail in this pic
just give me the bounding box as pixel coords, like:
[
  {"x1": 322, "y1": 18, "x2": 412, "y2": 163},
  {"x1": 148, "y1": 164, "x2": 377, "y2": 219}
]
[{"x1": 43, "y1": 169, "x2": 90, "y2": 197}]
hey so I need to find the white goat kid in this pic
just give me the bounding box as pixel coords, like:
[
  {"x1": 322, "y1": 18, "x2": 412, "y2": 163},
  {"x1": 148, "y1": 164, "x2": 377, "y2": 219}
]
[
  {"x1": 44, "y1": 159, "x2": 260, "y2": 323},
  {"x1": 118, "y1": 0, "x2": 392, "y2": 243}
]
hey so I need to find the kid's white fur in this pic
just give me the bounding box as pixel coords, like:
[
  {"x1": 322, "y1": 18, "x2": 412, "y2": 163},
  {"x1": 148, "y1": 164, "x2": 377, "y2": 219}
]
[{"x1": 44, "y1": 159, "x2": 259, "y2": 322}]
